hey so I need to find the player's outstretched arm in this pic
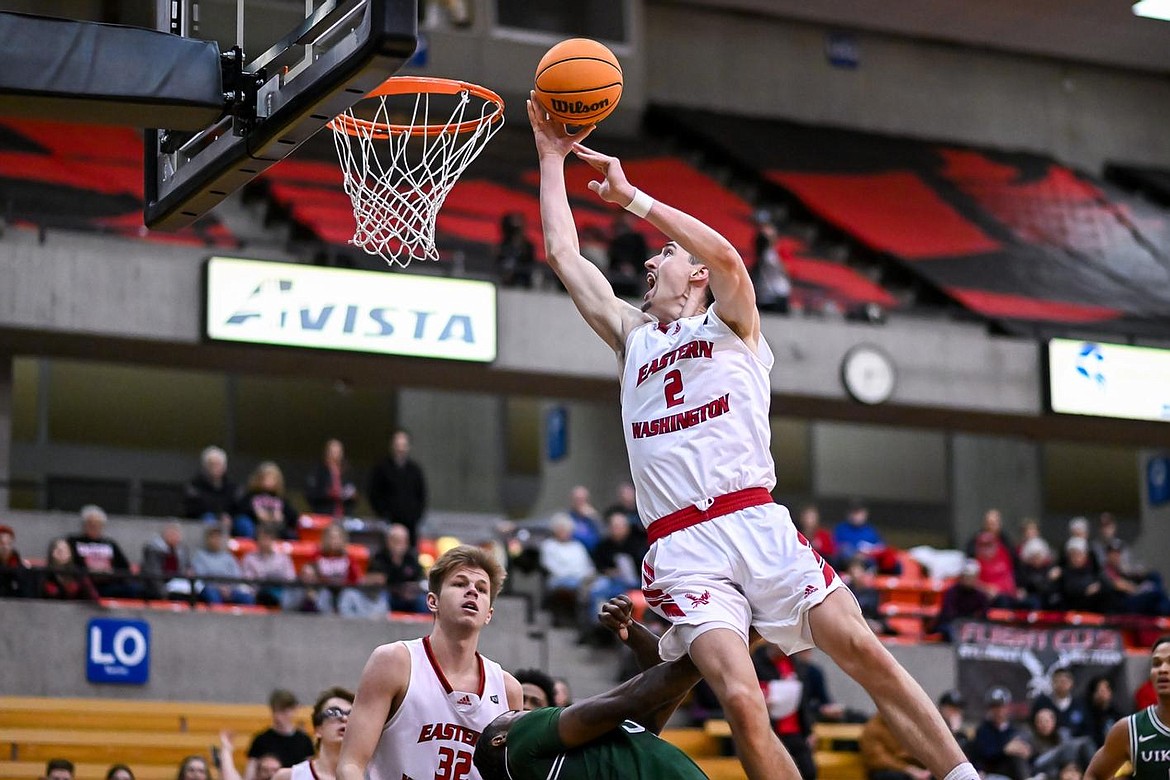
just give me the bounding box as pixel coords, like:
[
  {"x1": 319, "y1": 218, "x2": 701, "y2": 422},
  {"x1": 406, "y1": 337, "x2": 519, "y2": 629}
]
[
  {"x1": 556, "y1": 655, "x2": 701, "y2": 748},
  {"x1": 337, "y1": 643, "x2": 409, "y2": 780},
  {"x1": 572, "y1": 143, "x2": 760, "y2": 346},
  {"x1": 1084, "y1": 718, "x2": 1131, "y2": 780},
  {"x1": 528, "y1": 95, "x2": 647, "y2": 353}
]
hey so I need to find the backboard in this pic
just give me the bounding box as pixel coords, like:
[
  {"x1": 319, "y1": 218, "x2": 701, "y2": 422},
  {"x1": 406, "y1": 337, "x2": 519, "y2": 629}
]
[{"x1": 145, "y1": 0, "x2": 418, "y2": 231}]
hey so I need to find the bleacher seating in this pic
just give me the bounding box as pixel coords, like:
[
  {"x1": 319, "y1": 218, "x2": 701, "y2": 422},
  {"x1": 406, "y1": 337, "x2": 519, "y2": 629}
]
[{"x1": 681, "y1": 720, "x2": 866, "y2": 780}]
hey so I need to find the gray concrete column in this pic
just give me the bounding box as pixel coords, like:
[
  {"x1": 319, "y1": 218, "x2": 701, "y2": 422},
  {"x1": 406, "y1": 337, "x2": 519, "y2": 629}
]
[
  {"x1": 531, "y1": 399, "x2": 629, "y2": 518},
  {"x1": 950, "y1": 433, "x2": 1043, "y2": 547},
  {"x1": 0, "y1": 355, "x2": 11, "y2": 510}
]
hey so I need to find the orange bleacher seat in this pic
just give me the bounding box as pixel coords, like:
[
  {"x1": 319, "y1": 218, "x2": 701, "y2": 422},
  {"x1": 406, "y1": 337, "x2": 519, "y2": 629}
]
[
  {"x1": 297, "y1": 514, "x2": 335, "y2": 544},
  {"x1": 229, "y1": 538, "x2": 369, "y2": 578}
]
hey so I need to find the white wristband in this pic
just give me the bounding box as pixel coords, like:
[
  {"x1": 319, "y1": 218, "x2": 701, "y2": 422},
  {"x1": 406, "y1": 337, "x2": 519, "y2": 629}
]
[{"x1": 624, "y1": 188, "x2": 654, "y2": 219}]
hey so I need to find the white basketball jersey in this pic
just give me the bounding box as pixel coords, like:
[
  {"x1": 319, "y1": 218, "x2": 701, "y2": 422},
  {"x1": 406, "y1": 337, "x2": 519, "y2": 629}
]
[
  {"x1": 620, "y1": 306, "x2": 777, "y2": 524},
  {"x1": 368, "y1": 636, "x2": 510, "y2": 780},
  {"x1": 288, "y1": 760, "x2": 317, "y2": 780}
]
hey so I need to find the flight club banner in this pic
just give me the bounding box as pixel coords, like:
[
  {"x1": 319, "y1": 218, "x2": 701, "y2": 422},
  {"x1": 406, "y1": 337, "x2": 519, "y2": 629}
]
[{"x1": 954, "y1": 621, "x2": 1127, "y2": 719}]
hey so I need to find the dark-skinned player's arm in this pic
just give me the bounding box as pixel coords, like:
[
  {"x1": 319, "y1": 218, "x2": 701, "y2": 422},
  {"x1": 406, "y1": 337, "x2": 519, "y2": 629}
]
[
  {"x1": 571, "y1": 143, "x2": 760, "y2": 349},
  {"x1": 336, "y1": 643, "x2": 409, "y2": 780},
  {"x1": 527, "y1": 94, "x2": 648, "y2": 354},
  {"x1": 1084, "y1": 718, "x2": 1132, "y2": 780}
]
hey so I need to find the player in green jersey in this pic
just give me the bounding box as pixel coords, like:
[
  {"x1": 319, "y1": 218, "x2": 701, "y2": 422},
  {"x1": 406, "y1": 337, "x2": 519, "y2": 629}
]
[
  {"x1": 475, "y1": 595, "x2": 740, "y2": 779},
  {"x1": 1086, "y1": 636, "x2": 1170, "y2": 780}
]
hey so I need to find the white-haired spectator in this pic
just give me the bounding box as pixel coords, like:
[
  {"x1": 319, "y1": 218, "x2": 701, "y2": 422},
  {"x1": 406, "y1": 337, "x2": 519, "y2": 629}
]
[
  {"x1": 66, "y1": 505, "x2": 135, "y2": 597},
  {"x1": 1054, "y1": 537, "x2": 1105, "y2": 612},
  {"x1": 932, "y1": 559, "x2": 990, "y2": 642},
  {"x1": 539, "y1": 513, "x2": 595, "y2": 627},
  {"x1": 1017, "y1": 537, "x2": 1055, "y2": 609},
  {"x1": 1059, "y1": 517, "x2": 1099, "y2": 576},
  {"x1": 183, "y1": 445, "x2": 239, "y2": 529}
]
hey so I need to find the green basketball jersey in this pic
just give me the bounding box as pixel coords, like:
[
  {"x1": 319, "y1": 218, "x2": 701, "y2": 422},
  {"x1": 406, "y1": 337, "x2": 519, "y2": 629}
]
[
  {"x1": 505, "y1": 707, "x2": 709, "y2": 780},
  {"x1": 1129, "y1": 705, "x2": 1170, "y2": 780}
]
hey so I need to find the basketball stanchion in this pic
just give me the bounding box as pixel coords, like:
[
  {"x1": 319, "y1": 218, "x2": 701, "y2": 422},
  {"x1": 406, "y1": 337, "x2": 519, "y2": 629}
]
[{"x1": 328, "y1": 76, "x2": 505, "y2": 267}]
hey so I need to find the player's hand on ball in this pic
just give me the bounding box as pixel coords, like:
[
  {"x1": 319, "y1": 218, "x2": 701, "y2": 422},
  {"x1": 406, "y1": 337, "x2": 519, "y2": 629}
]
[
  {"x1": 598, "y1": 594, "x2": 634, "y2": 642},
  {"x1": 527, "y1": 91, "x2": 594, "y2": 160},
  {"x1": 570, "y1": 143, "x2": 636, "y2": 208}
]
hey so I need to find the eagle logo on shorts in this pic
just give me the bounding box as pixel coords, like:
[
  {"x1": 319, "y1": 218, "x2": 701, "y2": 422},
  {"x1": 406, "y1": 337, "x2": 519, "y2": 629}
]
[{"x1": 685, "y1": 590, "x2": 711, "y2": 607}]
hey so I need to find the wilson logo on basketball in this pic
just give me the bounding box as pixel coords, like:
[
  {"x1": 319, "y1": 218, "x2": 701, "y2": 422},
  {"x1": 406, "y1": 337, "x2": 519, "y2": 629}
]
[{"x1": 550, "y1": 97, "x2": 610, "y2": 115}]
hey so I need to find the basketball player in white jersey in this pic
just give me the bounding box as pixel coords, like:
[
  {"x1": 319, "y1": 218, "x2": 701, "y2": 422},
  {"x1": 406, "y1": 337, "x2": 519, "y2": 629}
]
[
  {"x1": 528, "y1": 94, "x2": 978, "y2": 780},
  {"x1": 276, "y1": 687, "x2": 354, "y2": 780},
  {"x1": 336, "y1": 545, "x2": 523, "y2": 780}
]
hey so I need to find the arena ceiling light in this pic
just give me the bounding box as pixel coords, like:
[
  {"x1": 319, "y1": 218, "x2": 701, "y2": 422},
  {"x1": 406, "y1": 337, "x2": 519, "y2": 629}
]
[{"x1": 1133, "y1": 0, "x2": 1170, "y2": 21}]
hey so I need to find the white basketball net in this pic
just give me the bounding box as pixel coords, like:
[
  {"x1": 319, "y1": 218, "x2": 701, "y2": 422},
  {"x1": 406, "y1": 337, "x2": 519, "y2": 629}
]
[{"x1": 330, "y1": 85, "x2": 503, "y2": 267}]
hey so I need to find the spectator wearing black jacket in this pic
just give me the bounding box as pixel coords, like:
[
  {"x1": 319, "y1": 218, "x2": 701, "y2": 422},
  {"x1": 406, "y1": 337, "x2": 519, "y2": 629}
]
[
  {"x1": 368, "y1": 430, "x2": 427, "y2": 546},
  {"x1": 972, "y1": 687, "x2": 1031, "y2": 780},
  {"x1": 67, "y1": 505, "x2": 134, "y2": 597},
  {"x1": 1031, "y1": 669, "x2": 1089, "y2": 737},
  {"x1": 182, "y1": 446, "x2": 239, "y2": 527},
  {"x1": 237, "y1": 462, "x2": 299, "y2": 540},
  {"x1": 1077, "y1": 675, "x2": 1122, "y2": 750},
  {"x1": 304, "y1": 438, "x2": 358, "y2": 519},
  {"x1": 0, "y1": 524, "x2": 31, "y2": 598},
  {"x1": 932, "y1": 559, "x2": 991, "y2": 642},
  {"x1": 1054, "y1": 538, "x2": 1106, "y2": 612}
]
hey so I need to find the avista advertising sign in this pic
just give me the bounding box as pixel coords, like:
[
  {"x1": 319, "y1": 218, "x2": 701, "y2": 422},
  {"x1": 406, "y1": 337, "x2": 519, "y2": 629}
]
[{"x1": 205, "y1": 257, "x2": 496, "y2": 363}]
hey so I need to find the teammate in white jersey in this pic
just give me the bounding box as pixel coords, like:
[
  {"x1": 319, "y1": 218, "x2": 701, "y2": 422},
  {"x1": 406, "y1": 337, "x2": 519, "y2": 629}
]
[
  {"x1": 276, "y1": 687, "x2": 354, "y2": 780},
  {"x1": 336, "y1": 545, "x2": 523, "y2": 780},
  {"x1": 528, "y1": 94, "x2": 977, "y2": 780}
]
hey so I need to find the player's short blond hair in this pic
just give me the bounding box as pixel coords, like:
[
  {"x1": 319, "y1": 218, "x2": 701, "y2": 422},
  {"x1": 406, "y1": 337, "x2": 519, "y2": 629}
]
[{"x1": 428, "y1": 545, "x2": 506, "y2": 603}]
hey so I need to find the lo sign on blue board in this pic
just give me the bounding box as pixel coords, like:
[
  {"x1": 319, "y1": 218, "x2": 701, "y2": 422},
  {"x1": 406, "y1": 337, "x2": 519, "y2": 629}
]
[{"x1": 87, "y1": 618, "x2": 150, "y2": 685}]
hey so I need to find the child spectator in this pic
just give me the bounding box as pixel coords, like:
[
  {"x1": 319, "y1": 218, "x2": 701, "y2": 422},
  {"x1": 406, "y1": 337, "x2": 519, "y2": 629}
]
[
  {"x1": 66, "y1": 506, "x2": 134, "y2": 597},
  {"x1": 312, "y1": 523, "x2": 362, "y2": 613},
  {"x1": 182, "y1": 445, "x2": 238, "y2": 528},
  {"x1": 40, "y1": 538, "x2": 99, "y2": 601},
  {"x1": 237, "y1": 462, "x2": 298, "y2": 540},
  {"x1": 241, "y1": 524, "x2": 296, "y2": 608},
  {"x1": 304, "y1": 439, "x2": 358, "y2": 519},
  {"x1": 191, "y1": 526, "x2": 254, "y2": 605},
  {"x1": 0, "y1": 524, "x2": 31, "y2": 598}
]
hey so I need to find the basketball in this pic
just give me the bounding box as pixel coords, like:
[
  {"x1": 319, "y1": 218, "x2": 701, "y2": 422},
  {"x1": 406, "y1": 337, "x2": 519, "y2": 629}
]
[{"x1": 534, "y1": 38, "x2": 623, "y2": 125}]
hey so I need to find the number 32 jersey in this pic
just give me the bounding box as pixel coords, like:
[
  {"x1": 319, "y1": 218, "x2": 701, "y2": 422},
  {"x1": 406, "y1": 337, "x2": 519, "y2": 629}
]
[
  {"x1": 620, "y1": 305, "x2": 777, "y2": 524},
  {"x1": 368, "y1": 636, "x2": 510, "y2": 780}
]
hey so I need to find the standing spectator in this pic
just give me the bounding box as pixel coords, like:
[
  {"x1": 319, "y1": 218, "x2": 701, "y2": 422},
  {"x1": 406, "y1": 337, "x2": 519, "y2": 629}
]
[
  {"x1": 241, "y1": 524, "x2": 296, "y2": 608},
  {"x1": 754, "y1": 643, "x2": 817, "y2": 780},
  {"x1": 368, "y1": 429, "x2": 427, "y2": 546},
  {"x1": 67, "y1": 505, "x2": 134, "y2": 597},
  {"x1": 751, "y1": 213, "x2": 792, "y2": 315},
  {"x1": 1054, "y1": 538, "x2": 1106, "y2": 612},
  {"x1": 341, "y1": 523, "x2": 426, "y2": 617},
  {"x1": 539, "y1": 514, "x2": 595, "y2": 626},
  {"x1": 141, "y1": 520, "x2": 193, "y2": 600},
  {"x1": 607, "y1": 211, "x2": 648, "y2": 298},
  {"x1": 566, "y1": 485, "x2": 602, "y2": 552},
  {"x1": 797, "y1": 505, "x2": 835, "y2": 563},
  {"x1": 183, "y1": 446, "x2": 239, "y2": 528},
  {"x1": 1016, "y1": 537, "x2": 1056, "y2": 610},
  {"x1": 832, "y1": 500, "x2": 885, "y2": 569},
  {"x1": 237, "y1": 462, "x2": 298, "y2": 540},
  {"x1": 496, "y1": 212, "x2": 535, "y2": 288},
  {"x1": 972, "y1": 531, "x2": 1019, "y2": 607},
  {"x1": 932, "y1": 560, "x2": 991, "y2": 642},
  {"x1": 603, "y1": 481, "x2": 645, "y2": 546},
  {"x1": 312, "y1": 524, "x2": 362, "y2": 613},
  {"x1": 40, "y1": 538, "x2": 99, "y2": 601},
  {"x1": 1032, "y1": 669, "x2": 1088, "y2": 737},
  {"x1": 972, "y1": 687, "x2": 1032, "y2": 780},
  {"x1": 1077, "y1": 676, "x2": 1122, "y2": 750},
  {"x1": 245, "y1": 689, "x2": 314, "y2": 778},
  {"x1": 0, "y1": 523, "x2": 31, "y2": 598},
  {"x1": 1101, "y1": 539, "x2": 1170, "y2": 616},
  {"x1": 305, "y1": 439, "x2": 358, "y2": 519},
  {"x1": 861, "y1": 711, "x2": 931, "y2": 780},
  {"x1": 191, "y1": 526, "x2": 254, "y2": 606},
  {"x1": 44, "y1": 759, "x2": 75, "y2": 780}
]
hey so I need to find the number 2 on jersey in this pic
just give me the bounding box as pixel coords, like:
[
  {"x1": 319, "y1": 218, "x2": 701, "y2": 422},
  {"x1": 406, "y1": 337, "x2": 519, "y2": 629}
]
[
  {"x1": 663, "y1": 369, "x2": 685, "y2": 408},
  {"x1": 435, "y1": 746, "x2": 472, "y2": 779}
]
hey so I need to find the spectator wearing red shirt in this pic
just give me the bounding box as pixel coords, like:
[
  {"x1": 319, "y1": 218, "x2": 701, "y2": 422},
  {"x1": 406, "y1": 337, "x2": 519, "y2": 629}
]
[
  {"x1": 753, "y1": 643, "x2": 816, "y2": 780},
  {"x1": 1135, "y1": 679, "x2": 1157, "y2": 710},
  {"x1": 973, "y1": 531, "x2": 1019, "y2": 607},
  {"x1": 0, "y1": 524, "x2": 31, "y2": 598},
  {"x1": 965, "y1": 508, "x2": 1018, "y2": 569},
  {"x1": 313, "y1": 523, "x2": 362, "y2": 613},
  {"x1": 797, "y1": 505, "x2": 835, "y2": 562}
]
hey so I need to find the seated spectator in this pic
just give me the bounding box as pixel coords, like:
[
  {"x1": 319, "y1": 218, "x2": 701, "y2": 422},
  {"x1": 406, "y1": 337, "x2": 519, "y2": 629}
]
[
  {"x1": 304, "y1": 438, "x2": 358, "y2": 519},
  {"x1": 339, "y1": 523, "x2": 426, "y2": 617},
  {"x1": 797, "y1": 504, "x2": 835, "y2": 562},
  {"x1": 191, "y1": 526, "x2": 255, "y2": 606},
  {"x1": 182, "y1": 445, "x2": 239, "y2": 528},
  {"x1": 1060, "y1": 517, "x2": 1098, "y2": 574},
  {"x1": 861, "y1": 711, "x2": 931, "y2": 780},
  {"x1": 566, "y1": 485, "x2": 602, "y2": 552},
  {"x1": 237, "y1": 462, "x2": 298, "y2": 540},
  {"x1": 241, "y1": 524, "x2": 296, "y2": 608},
  {"x1": 245, "y1": 689, "x2": 315, "y2": 776},
  {"x1": 938, "y1": 690, "x2": 973, "y2": 759},
  {"x1": 754, "y1": 643, "x2": 816, "y2": 780},
  {"x1": 67, "y1": 505, "x2": 135, "y2": 597},
  {"x1": 44, "y1": 759, "x2": 76, "y2": 780},
  {"x1": 513, "y1": 668, "x2": 558, "y2": 711},
  {"x1": 843, "y1": 557, "x2": 895, "y2": 635},
  {"x1": 106, "y1": 764, "x2": 135, "y2": 780},
  {"x1": 0, "y1": 523, "x2": 31, "y2": 598},
  {"x1": 40, "y1": 538, "x2": 99, "y2": 601},
  {"x1": 539, "y1": 514, "x2": 595, "y2": 627},
  {"x1": 580, "y1": 511, "x2": 646, "y2": 644},
  {"x1": 932, "y1": 559, "x2": 991, "y2": 642},
  {"x1": 1090, "y1": 513, "x2": 1129, "y2": 572},
  {"x1": 972, "y1": 687, "x2": 1032, "y2": 780},
  {"x1": 972, "y1": 530, "x2": 1019, "y2": 607},
  {"x1": 1026, "y1": 707, "x2": 1095, "y2": 779},
  {"x1": 1053, "y1": 538, "x2": 1106, "y2": 612},
  {"x1": 1031, "y1": 668, "x2": 1088, "y2": 737},
  {"x1": 496, "y1": 212, "x2": 535, "y2": 288},
  {"x1": 252, "y1": 754, "x2": 282, "y2": 780},
  {"x1": 792, "y1": 649, "x2": 852, "y2": 723},
  {"x1": 141, "y1": 520, "x2": 193, "y2": 600},
  {"x1": 1101, "y1": 538, "x2": 1170, "y2": 616},
  {"x1": 603, "y1": 481, "x2": 645, "y2": 546},
  {"x1": 1077, "y1": 675, "x2": 1122, "y2": 750},
  {"x1": 833, "y1": 500, "x2": 890, "y2": 571},
  {"x1": 292, "y1": 563, "x2": 322, "y2": 613},
  {"x1": 1017, "y1": 516, "x2": 1043, "y2": 553},
  {"x1": 1016, "y1": 537, "x2": 1056, "y2": 610},
  {"x1": 966, "y1": 508, "x2": 1017, "y2": 567},
  {"x1": 312, "y1": 523, "x2": 363, "y2": 613}
]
